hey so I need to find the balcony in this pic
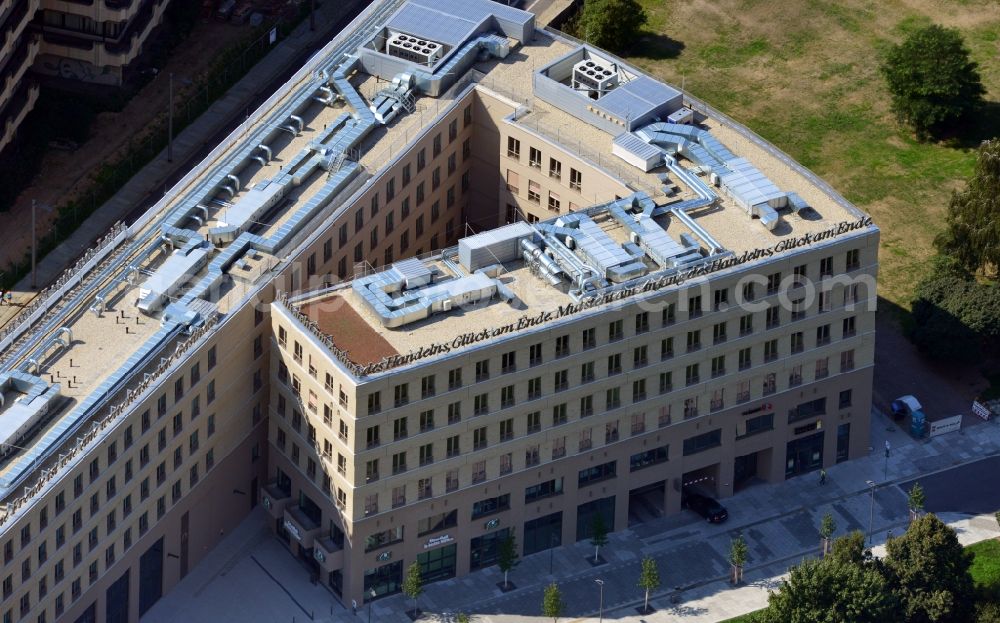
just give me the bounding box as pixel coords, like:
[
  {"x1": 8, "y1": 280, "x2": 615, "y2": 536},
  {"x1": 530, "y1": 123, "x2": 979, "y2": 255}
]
[
  {"x1": 260, "y1": 480, "x2": 292, "y2": 519},
  {"x1": 283, "y1": 506, "x2": 322, "y2": 548},
  {"x1": 312, "y1": 534, "x2": 344, "y2": 573}
]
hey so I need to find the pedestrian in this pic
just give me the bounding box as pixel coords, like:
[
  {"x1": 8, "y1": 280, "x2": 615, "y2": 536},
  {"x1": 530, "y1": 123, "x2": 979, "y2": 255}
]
[
  {"x1": 351, "y1": 599, "x2": 357, "y2": 616},
  {"x1": 819, "y1": 469, "x2": 827, "y2": 485},
  {"x1": 0, "y1": 290, "x2": 5, "y2": 305}
]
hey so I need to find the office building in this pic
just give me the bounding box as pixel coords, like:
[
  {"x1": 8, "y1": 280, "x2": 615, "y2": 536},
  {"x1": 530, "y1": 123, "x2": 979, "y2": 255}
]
[{"x1": 0, "y1": 0, "x2": 878, "y2": 619}]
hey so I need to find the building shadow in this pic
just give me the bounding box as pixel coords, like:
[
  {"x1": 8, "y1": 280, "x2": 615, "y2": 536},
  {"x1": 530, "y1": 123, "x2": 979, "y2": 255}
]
[{"x1": 632, "y1": 32, "x2": 686, "y2": 61}]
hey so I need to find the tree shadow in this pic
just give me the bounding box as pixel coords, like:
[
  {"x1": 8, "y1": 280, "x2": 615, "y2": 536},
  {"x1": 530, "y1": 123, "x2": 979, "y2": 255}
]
[
  {"x1": 937, "y1": 101, "x2": 1000, "y2": 149},
  {"x1": 631, "y1": 31, "x2": 686, "y2": 61}
]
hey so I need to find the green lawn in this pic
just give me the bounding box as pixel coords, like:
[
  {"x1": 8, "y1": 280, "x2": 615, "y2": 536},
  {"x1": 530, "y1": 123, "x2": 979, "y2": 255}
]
[
  {"x1": 717, "y1": 537, "x2": 1000, "y2": 622},
  {"x1": 617, "y1": 0, "x2": 1000, "y2": 309},
  {"x1": 970, "y1": 538, "x2": 1000, "y2": 601}
]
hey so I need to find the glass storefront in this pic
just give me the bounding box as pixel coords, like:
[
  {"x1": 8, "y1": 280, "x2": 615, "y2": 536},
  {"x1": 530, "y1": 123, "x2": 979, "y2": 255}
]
[
  {"x1": 576, "y1": 496, "x2": 615, "y2": 542},
  {"x1": 836, "y1": 423, "x2": 851, "y2": 463},
  {"x1": 364, "y1": 560, "x2": 402, "y2": 600},
  {"x1": 470, "y1": 527, "x2": 511, "y2": 570},
  {"x1": 417, "y1": 543, "x2": 458, "y2": 583},
  {"x1": 523, "y1": 511, "x2": 562, "y2": 556},
  {"x1": 786, "y1": 431, "x2": 825, "y2": 477}
]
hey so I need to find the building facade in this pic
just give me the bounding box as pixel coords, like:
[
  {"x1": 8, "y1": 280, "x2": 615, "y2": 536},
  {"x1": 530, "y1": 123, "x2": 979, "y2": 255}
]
[{"x1": 0, "y1": 0, "x2": 878, "y2": 620}]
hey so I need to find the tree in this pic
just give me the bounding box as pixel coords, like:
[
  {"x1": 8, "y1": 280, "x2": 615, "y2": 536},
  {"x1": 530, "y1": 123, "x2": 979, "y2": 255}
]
[
  {"x1": 880, "y1": 24, "x2": 985, "y2": 139},
  {"x1": 909, "y1": 257, "x2": 988, "y2": 362},
  {"x1": 819, "y1": 512, "x2": 837, "y2": 556},
  {"x1": 589, "y1": 513, "x2": 609, "y2": 563},
  {"x1": 761, "y1": 553, "x2": 900, "y2": 623},
  {"x1": 542, "y1": 582, "x2": 565, "y2": 623},
  {"x1": 578, "y1": 0, "x2": 648, "y2": 54},
  {"x1": 456, "y1": 614, "x2": 471, "y2": 623},
  {"x1": 637, "y1": 556, "x2": 661, "y2": 614},
  {"x1": 883, "y1": 514, "x2": 975, "y2": 623},
  {"x1": 402, "y1": 561, "x2": 423, "y2": 617},
  {"x1": 497, "y1": 531, "x2": 520, "y2": 589},
  {"x1": 907, "y1": 482, "x2": 926, "y2": 521},
  {"x1": 729, "y1": 533, "x2": 749, "y2": 584},
  {"x1": 937, "y1": 139, "x2": 1000, "y2": 275}
]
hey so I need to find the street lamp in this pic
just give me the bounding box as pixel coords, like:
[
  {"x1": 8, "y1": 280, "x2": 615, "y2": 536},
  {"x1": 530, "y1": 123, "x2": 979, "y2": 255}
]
[
  {"x1": 595, "y1": 579, "x2": 605, "y2": 623},
  {"x1": 366, "y1": 588, "x2": 376, "y2": 623},
  {"x1": 548, "y1": 532, "x2": 558, "y2": 575},
  {"x1": 866, "y1": 480, "x2": 876, "y2": 544}
]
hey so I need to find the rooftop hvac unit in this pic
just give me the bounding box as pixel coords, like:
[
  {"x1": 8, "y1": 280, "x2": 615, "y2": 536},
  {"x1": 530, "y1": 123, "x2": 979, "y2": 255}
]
[
  {"x1": 572, "y1": 59, "x2": 619, "y2": 99},
  {"x1": 386, "y1": 32, "x2": 444, "y2": 66}
]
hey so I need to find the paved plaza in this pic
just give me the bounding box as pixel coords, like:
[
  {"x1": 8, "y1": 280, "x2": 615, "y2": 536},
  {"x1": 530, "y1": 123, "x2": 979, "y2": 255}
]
[{"x1": 145, "y1": 407, "x2": 1000, "y2": 623}]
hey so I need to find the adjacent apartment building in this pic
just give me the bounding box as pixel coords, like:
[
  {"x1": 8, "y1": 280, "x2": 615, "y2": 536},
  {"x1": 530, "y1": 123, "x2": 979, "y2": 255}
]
[
  {"x1": 0, "y1": 0, "x2": 878, "y2": 620},
  {"x1": 2, "y1": 0, "x2": 177, "y2": 153}
]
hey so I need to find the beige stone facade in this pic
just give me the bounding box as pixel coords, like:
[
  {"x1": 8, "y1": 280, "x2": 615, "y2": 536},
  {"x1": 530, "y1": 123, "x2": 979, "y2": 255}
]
[{"x1": 0, "y1": 1, "x2": 879, "y2": 620}]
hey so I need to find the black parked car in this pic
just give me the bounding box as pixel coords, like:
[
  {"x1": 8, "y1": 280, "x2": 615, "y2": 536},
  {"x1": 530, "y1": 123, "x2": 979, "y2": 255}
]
[{"x1": 682, "y1": 490, "x2": 729, "y2": 523}]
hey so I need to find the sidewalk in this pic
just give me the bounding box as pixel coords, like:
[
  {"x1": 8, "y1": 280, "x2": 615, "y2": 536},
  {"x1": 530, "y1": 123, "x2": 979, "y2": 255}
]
[
  {"x1": 146, "y1": 409, "x2": 1000, "y2": 623},
  {"x1": 0, "y1": 0, "x2": 366, "y2": 325},
  {"x1": 367, "y1": 408, "x2": 1000, "y2": 623}
]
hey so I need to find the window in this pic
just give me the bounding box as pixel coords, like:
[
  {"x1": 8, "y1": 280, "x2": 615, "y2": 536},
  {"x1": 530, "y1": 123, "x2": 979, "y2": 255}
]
[
  {"x1": 475, "y1": 359, "x2": 490, "y2": 382},
  {"x1": 738, "y1": 413, "x2": 774, "y2": 439},
  {"x1": 526, "y1": 411, "x2": 541, "y2": 433},
  {"x1": 764, "y1": 339, "x2": 779, "y2": 362},
  {"x1": 606, "y1": 387, "x2": 621, "y2": 409},
  {"x1": 578, "y1": 461, "x2": 615, "y2": 487},
  {"x1": 816, "y1": 357, "x2": 829, "y2": 379},
  {"x1": 366, "y1": 426, "x2": 380, "y2": 449},
  {"x1": 789, "y1": 364, "x2": 803, "y2": 387},
  {"x1": 789, "y1": 398, "x2": 826, "y2": 423},
  {"x1": 738, "y1": 347, "x2": 752, "y2": 370},
  {"x1": 473, "y1": 427, "x2": 488, "y2": 450},
  {"x1": 711, "y1": 355, "x2": 726, "y2": 378},
  {"x1": 662, "y1": 303, "x2": 676, "y2": 325},
  {"x1": 605, "y1": 420, "x2": 619, "y2": 443},
  {"x1": 525, "y1": 478, "x2": 563, "y2": 502},
  {"x1": 608, "y1": 319, "x2": 623, "y2": 342},
  {"x1": 820, "y1": 256, "x2": 834, "y2": 276},
  {"x1": 394, "y1": 383, "x2": 409, "y2": 407},
  {"x1": 569, "y1": 168, "x2": 582, "y2": 191},
  {"x1": 840, "y1": 349, "x2": 855, "y2": 372},
  {"x1": 419, "y1": 409, "x2": 434, "y2": 432},
  {"x1": 661, "y1": 337, "x2": 674, "y2": 360},
  {"x1": 552, "y1": 403, "x2": 568, "y2": 425},
  {"x1": 766, "y1": 305, "x2": 781, "y2": 329},
  {"x1": 633, "y1": 345, "x2": 648, "y2": 368},
  {"x1": 688, "y1": 295, "x2": 702, "y2": 317},
  {"x1": 580, "y1": 394, "x2": 594, "y2": 416},
  {"x1": 448, "y1": 368, "x2": 462, "y2": 390},
  {"x1": 417, "y1": 478, "x2": 432, "y2": 500},
  {"x1": 839, "y1": 389, "x2": 853, "y2": 409},
  {"x1": 578, "y1": 427, "x2": 593, "y2": 451},
  {"x1": 767, "y1": 272, "x2": 782, "y2": 295},
  {"x1": 763, "y1": 372, "x2": 777, "y2": 395},
  {"x1": 529, "y1": 146, "x2": 542, "y2": 168},
  {"x1": 446, "y1": 435, "x2": 461, "y2": 457},
  {"x1": 529, "y1": 343, "x2": 543, "y2": 366},
  {"x1": 547, "y1": 191, "x2": 561, "y2": 212},
  {"x1": 393, "y1": 417, "x2": 408, "y2": 440},
  {"x1": 607, "y1": 354, "x2": 622, "y2": 375},
  {"x1": 472, "y1": 494, "x2": 510, "y2": 519},
  {"x1": 791, "y1": 331, "x2": 805, "y2": 354},
  {"x1": 816, "y1": 324, "x2": 831, "y2": 346},
  {"x1": 507, "y1": 137, "x2": 520, "y2": 159},
  {"x1": 846, "y1": 249, "x2": 861, "y2": 270},
  {"x1": 526, "y1": 180, "x2": 541, "y2": 203},
  {"x1": 555, "y1": 334, "x2": 569, "y2": 358},
  {"x1": 686, "y1": 330, "x2": 701, "y2": 352},
  {"x1": 659, "y1": 372, "x2": 673, "y2": 394},
  {"x1": 843, "y1": 316, "x2": 857, "y2": 338},
  {"x1": 632, "y1": 379, "x2": 647, "y2": 403},
  {"x1": 447, "y1": 402, "x2": 461, "y2": 424},
  {"x1": 713, "y1": 321, "x2": 727, "y2": 344},
  {"x1": 419, "y1": 443, "x2": 434, "y2": 466},
  {"x1": 501, "y1": 351, "x2": 516, "y2": 374},
  {"x1": 683, "y1": 429, "x2": 722, "y2": 456},
  {"x1": 685, "y1": 363, "x2": 699, "y2": 386},
  {"x1": 392, "y1": 452, "x2": 407, "y2": 475},
  {"x1": 630, "y1": 446, "x2": 668, "y2": 471},
  {"x1": 684, "y1": 397, "x2": 698, "y2": 419},
  {"x1": 474, "y1": 393, "x2": 489, "y2": 415},
  {"x1": 549, "y1": 157, "x2": 561, "y2": 179},
  {"x1": 580, "y1": 362, "x2": 595, "y2": 384},
  {"x1": 582, "y1": 328, "x2": 596, "y2": 350},
  {"x1": 737, "y1": 380, "x2": 751, "y2": 403}
]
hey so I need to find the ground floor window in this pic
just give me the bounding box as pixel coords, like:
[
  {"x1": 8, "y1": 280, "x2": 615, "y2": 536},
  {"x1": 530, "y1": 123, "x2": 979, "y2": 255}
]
[
  {"x1": 364, "y1": 561, "x2": 402, "y2": 600},
  {"x1": 786, "y1": 431, "x2": 825, "y2": 478},
  {"x1": 523, "y1": 512, "x2": 562, "y2": 556},
  {"x1": 836, "y1": 423, "x2": 851, "y2": 463},
  {"x1": 328, "y1": 570, "x2": 343, "y2": 596},
  {"x1": 417, "y1": 543, "x2": 457, "y2": 583},
  {"x1": 470, "y1": 527, "x2": 511, "y2": 570},
  {"x1": 576, "y1": 496, "x2": 615, "y2": 542}
]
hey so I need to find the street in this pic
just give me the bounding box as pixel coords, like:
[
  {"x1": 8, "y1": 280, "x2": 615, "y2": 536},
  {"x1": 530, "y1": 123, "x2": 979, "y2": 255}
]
[{"x1": 900, "y1": 455, "x2": 1000, "y2": 516}]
